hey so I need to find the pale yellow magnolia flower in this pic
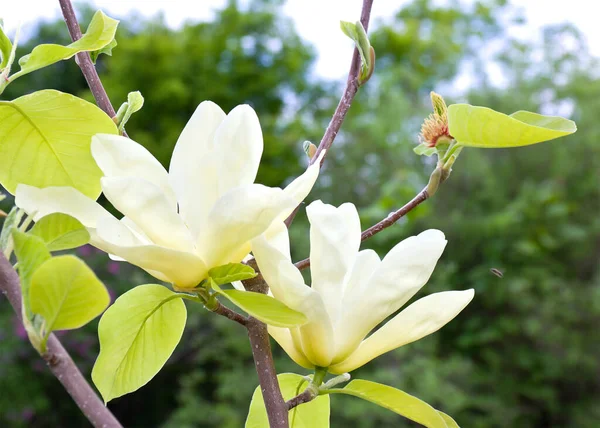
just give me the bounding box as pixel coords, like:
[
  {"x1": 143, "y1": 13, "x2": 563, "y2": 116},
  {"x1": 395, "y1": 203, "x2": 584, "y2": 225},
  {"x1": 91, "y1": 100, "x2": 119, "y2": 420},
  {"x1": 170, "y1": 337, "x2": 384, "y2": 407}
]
[
  {"x1": 251, "y1": 200, "x2": 474, "y2": 374},
  {"x1": 15, "y1": 101, "x2": 322, "y2": 289}
]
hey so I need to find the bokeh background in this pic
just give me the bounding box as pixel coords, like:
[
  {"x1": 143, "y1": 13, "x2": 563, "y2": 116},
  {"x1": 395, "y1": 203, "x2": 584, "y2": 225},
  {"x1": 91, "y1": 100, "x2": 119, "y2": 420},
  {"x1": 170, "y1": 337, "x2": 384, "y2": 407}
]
[{"x1": 1, "y1": 0, "x2": 599, "y2": 426}]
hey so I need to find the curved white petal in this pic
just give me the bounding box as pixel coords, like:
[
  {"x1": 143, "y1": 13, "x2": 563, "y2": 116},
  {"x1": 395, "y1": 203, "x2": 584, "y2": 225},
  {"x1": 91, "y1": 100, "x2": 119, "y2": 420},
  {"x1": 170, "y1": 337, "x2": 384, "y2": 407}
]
[
  {"x1": 91, "y1": 134, "x2": 177, "y2": 209},
  {"x1": 213, "y1": 104, "x2": 263, "y2": 195},
  {"x1": 15, "y1": 184, "x2": 115, "y2": 245},
  {"x1": 334, "y1": 229, "x2": 447, "y2": 359},
  {"x1": 101, "y1": 177, "x2": 194, "y2": 252},
  {"x1": 330, "y1": 289, "x2": 475, "y2": 374},
  {"x1": 252, "y1": 234, "x2": 335, "y2": 367},
  {"x1": 96, "y1": 217, "x2": 207, "y2": 288},
  {"x1": 306, "y1": 201, "x2": 361, "y2": 326},
  {"x1": 197, "y1": 184, "x2": 295, "y2": 268},
  {"x1": 332, "y1": 249, "x2": 381, "y2": 363},
  {"x1": 268, "y1": 326, "x2": 313, "y2": 369},
  {"x1": 260, "y1": 220, "x2": 291, "y2": 259},
  {"x1": 169, "y1": 101, "x2": 226, "y2": 236}
]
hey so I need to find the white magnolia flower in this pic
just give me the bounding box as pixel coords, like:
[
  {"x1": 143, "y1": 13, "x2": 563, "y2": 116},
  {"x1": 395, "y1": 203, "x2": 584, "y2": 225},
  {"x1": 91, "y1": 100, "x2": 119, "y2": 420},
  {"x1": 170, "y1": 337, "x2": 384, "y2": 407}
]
[
  {"x1": 15, "y1": 101, "x2": 322, "y2": 289},
  {"x1": 251, "y1": 200, "x2": 474, "y2": 374}
]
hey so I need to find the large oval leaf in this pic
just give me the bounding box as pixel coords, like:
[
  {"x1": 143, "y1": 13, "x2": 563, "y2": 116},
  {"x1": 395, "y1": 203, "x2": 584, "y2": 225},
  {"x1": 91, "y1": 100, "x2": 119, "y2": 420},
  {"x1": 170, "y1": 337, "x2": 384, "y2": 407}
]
[
  {"x1": 447, "y1": 104, "x2": 576, "y2": 148},
  {"x1": 0, "y1": 90, "x2": 117, "y2": 197},
  {"x1": 325, "y1": 379, "x2": 450, "y2": 428},
  {"x1": 30, "y1": 255, "x2": 109, "y2": 334},
  {"x1": 246, "y1": 373, "x2": 330, "y2": 428},
  {"x1": 9, "y1": 11, "x2": 118, "y2": 82},
  {"x1": 92, "y1": 284, "x2": 187, "y2": 403},
  {"x1": 30, "y1": 213, "x2": 90, "y2": 251},
  {"x1": 214, "y1": 285, "x2": 307, "y2": 328}
]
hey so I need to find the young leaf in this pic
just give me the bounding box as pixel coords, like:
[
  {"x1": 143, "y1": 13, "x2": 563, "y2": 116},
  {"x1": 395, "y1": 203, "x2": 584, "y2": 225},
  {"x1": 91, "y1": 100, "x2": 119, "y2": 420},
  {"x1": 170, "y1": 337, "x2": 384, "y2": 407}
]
[
  {"x1": 246, "y1": 373, "x2": 330, "y2": 428},
  {"x1": 414, "y1": 144, "x2": 437, "y2": 157},
  {"x1": 12, "y1": 231, "x2": 51, "y2": 320},
  {"x1": 447, "y1": 104, "x2": 576, "y2": 148},
  {"x1": 30, "y1": 213, "x2": 90, "y2": 251},
  {"x1": 92, "y1": 284, "x2": 187, "y2": 403},
  {"x1": 0, "y1": 207, "x2": 24, "y2": 252},
  {"x1": 438, "y1": 411, "x2": 460, "y2": 428},
  {"x1": 9, "y1": 11, "x2": 118, "y2": 82},
  {"x1": 117, "y1": 91, "x2": 144, "y2": 132},
  {"x1": 324, "y1": 379, "x2": 450, "y2": 428},
  {"x1": 214, "y1": 285, "x2": 307, "y2": 328},
  {"x1": 208, "y1": 262, "x2": 257, "y2": 285},
  {"x1": 0, "y1": 90, "x2": 118, "y2": 197},
  {"x1": 90, "y1": 38, "x2": 117, "y2": 64},
  {"x1": 30, "y1": 255, "x2": 109, "y2": 339},
  {"x1": 0, "y1": 23, "x2": 12, "y2": 69}
]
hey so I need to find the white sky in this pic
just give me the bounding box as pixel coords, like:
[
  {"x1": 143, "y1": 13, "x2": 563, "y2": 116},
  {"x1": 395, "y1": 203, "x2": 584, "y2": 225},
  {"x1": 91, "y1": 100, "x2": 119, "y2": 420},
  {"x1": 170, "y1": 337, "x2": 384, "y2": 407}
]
[{"x1": 2, "y1": 0, "x2": 599, "y2": 81}]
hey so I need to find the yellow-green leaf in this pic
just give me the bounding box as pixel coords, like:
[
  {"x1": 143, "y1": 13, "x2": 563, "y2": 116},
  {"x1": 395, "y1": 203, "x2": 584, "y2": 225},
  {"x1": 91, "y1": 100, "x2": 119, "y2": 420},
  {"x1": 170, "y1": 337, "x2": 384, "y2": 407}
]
[
  {"x1": 30, "y1": 255, "x2": 109, "y2": 336},
  {"x1": 325, "y1": 379, "x2": 450, "y2": 428},
  {"x1": 30, "y1": 213, "x2": 90, "y2": 251},
  {"x1": 92, "y1": 284, "x2": 187, "y2": 403},
  {"x1": 9, "y1": 11, "x2": 118, "y2": 82},
  {"x1": 438, "y1": 411, "x2": 460, "y2": 428},
  {"x1": 447, "y1": 104, "x2": 576, "y2": 148},
  {"x1": 0, "y1": 90, "x2": 118, "y2": 197},
  {"x1": 246, "y1": 373, "x2": 330, "y2": 428},
  {"x1": 0, "y1": 23, "x2": 12, "y2": 69},
  {"x1": 117, "y1": 90, "x2": 144, "y2": 132},
  {"x1": 214, "y1": 285, "x2": 307, "y2": 328},
  {"x1": 0, "y1": 207, "x2": 24, "y2": 252},
  {"x1": 208, "y1": 262, "x2": 257, "y2": 285},
  {"x1": 12, "y1": 230, "x2": 51, "y2": 319}
]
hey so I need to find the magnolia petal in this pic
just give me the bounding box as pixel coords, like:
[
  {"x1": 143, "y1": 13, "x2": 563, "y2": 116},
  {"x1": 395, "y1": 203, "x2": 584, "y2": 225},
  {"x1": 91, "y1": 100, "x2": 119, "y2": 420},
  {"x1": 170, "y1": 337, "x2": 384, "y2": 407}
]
[
  {"x1": 91, "y1": 134, "x2": 177, "y2": 209},
  {"x1": 15, "y1": 184, "x2": 114, "y2": 245},
  {"x1": 307, "y1": 201, "x2": 361, "y2": 326},
  {"x1": 101, "y1": 177, "x2": 194, "y2": 252},
  {"x1": 334, "y1": 229, "x2": 447, "y2": 359},
  {"x1": 169, "y1": 101, "x2": 226, "y2": 236},
  {"x1": 96, "y1": 217, "x2": 207, "y2": 288},
  {"x1": 268, "y1": 326, "x2": 313, "y2": 369},
  {"x1": 197, "y1": 184, "x2": 295, "y2": 268},
  {"x1": 330, "y1": 290, "x2": 475, "y2": 374},
  {"x1": 252, "y1": 234, "x2": 336, "y2": 367},
  {"x1": 260, "y1": 220, "x2": 291, "y2": 259},
  {"x1": 279, "y1": 151, "x2": 325, "y2": 219},
  {"x1": 332, "y1": 249, "x2": 381, "y2": 363},
  {"x1": 213, "y1": 104, "x2": 263, "y2": 195}
]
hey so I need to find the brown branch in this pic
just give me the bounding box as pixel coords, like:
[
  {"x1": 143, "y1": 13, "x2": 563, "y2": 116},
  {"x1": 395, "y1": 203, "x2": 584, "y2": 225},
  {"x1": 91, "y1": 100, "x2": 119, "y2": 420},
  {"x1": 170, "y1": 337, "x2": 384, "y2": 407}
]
[
  {"x1": 211, "y1": 300, "x2": 248, "y2": 327},
  {"x1": 285, "y1": 0, "x2": 374, "y2": 228},
  {"x1": 294, "y1": 187, "x2": 430, "y2": 270},
  {"x1": 0, "y1": 254, "x2": 122, "y2": 428},
  {"x1": 286, "y1": 389, "x2": 314, "y2": 411},
  {"x1": 58, "y1": 0, "x2": 128, "y2": 138}
]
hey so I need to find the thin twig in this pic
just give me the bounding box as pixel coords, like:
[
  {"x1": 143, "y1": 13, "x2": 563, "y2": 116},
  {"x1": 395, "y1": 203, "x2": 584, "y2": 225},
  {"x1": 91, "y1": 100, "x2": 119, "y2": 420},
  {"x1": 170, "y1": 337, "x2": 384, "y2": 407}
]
[
  {"x1": 58, "y1": 0, "x2": 128, "y2": 138},
  {"x1": 294, "y1": 187, "x2": 429, "y2": 270},
  {"x1": 286, "y1": 389, "x2": 314, "y2": 411},
  {"x1": 285, "y1": 0, "x2": 374, "y2": 228},
  {"x1": 0, "y1": 254, "x2": 122, "y2": 428},
  {"x1": 211, "y1": 300, "x2": 248, "y2": 327}
]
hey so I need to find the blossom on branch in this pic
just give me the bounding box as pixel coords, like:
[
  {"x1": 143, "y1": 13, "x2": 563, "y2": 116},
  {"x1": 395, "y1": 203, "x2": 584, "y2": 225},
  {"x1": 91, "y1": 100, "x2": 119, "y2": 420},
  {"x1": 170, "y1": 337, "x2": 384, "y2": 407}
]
[
  {"x1": 15, "y1": 101, "x2": 322, "y2": 289},
  {"x1": 252, "y1": 200, "x2": 474, "y2": 373}
]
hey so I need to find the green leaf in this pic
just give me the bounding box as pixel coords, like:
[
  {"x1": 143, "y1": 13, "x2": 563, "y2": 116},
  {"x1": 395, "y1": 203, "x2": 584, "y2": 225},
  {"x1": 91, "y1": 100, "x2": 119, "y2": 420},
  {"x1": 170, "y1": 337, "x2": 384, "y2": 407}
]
[
  {"x1": 340, "y1": 20, "x2": 373, "y2": 82},
  {"x1": 0, "y1": 23, "x2": 12, "y2": 69},
  {"x1": 0, "y1": 207, "x2": 24, "y2": 252},
  {"x1": 438, "y1": 411, "x2": 460, "y2": 428},
  {"x1": 324, "y1": 379, "x2": 450, "y2": 428},
  {"x1": 9, "y1": 11, "x2": 118, "y2": 82},
  {"x1": 90, "y1": 38, "x2": 117, "y2": 64},
  {"x1": 214, "y1": 285, "x2": 307, "y2": 328},
  {"x1": 447, "y1": 104, "x2": 577, "y2": 148},
  {"x1": 246, "y1": 373, "x2": 330, "y2": 428},
  {"x1": 30, "y1": 255, "x2": 109, "y2": 341},
  {"x1": 208, "y1": 262, "x2": 257, "y2": 285},
  {"x1": 92, "y1": 284, "x2": 187, "y2": 403},
  {"x1": 30, "y1": 213, "x2": 90, "y2": 252},
  {"x1": 12, "y1": 231, "x2": 51, "y2": 320},
  {"x1": 117, "y1": 91, "x2": 144, "y2": 132},
  {"x1": 414, "y1": 144, "x2": 437, "y2": 157},
  {"x1": 0, "y1": 89, "x2": 118, "y2": 197}
]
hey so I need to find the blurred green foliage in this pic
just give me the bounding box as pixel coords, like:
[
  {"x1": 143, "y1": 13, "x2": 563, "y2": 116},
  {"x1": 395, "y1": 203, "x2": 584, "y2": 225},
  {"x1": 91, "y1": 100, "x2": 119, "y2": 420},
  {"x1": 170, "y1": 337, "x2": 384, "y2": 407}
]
[{"x1": 1, "y1": 0, "x2": 599, "y2": 427}]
